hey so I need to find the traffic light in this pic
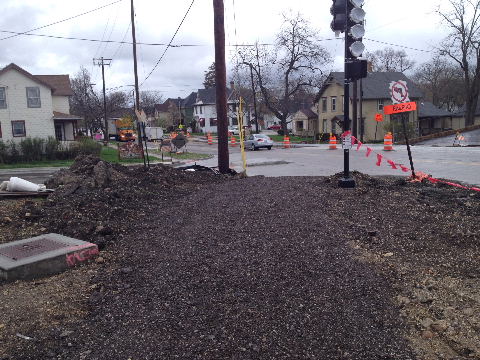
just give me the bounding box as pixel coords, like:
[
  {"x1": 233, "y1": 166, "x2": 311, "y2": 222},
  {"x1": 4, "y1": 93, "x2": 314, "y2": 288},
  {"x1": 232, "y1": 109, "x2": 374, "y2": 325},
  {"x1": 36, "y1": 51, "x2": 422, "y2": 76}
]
[
  {"x1": 330, "y1": 0, "x2": 347, "y2": 33},
  {"x1": 346, "y1": 0, "x2": 365, "y2": 59}
]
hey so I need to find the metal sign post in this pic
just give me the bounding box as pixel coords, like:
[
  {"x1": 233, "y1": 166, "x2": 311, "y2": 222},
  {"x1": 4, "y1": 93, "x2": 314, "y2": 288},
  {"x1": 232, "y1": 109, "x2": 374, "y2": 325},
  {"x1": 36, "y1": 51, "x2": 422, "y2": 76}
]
[{"x1": 385, "y1": 80, "x2": 416, "y2": 178}]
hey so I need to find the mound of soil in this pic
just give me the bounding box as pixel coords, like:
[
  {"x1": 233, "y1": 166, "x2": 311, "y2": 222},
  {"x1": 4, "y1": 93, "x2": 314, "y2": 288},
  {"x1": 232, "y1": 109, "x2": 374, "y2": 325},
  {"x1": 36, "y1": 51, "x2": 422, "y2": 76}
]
[{"x1": 39, "y1": 155, "x2": 229, "y2": 247}]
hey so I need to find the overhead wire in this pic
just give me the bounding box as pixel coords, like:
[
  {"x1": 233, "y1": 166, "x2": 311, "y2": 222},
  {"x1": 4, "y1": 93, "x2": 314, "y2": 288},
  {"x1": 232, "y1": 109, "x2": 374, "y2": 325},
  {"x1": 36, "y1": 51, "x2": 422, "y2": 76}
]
[
  {"x1": 140, "y1": 0, "x2": 196, "y2": 86},
  {"x1": 111, "y1": 22, "x2": 131, "y2": 59},
  {"x1": 0, "y1": 0, "x2": 124, "y2": 41}
]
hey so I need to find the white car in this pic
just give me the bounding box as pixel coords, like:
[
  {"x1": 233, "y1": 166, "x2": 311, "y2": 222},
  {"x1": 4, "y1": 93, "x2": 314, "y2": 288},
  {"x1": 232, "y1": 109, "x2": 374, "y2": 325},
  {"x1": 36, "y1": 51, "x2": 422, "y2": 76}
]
[
  {"x1": 245, "y1": 134, "x2": 274, "y2": 151},
  {"x1": 228, "y1": 126, "x2": 240, "y2": 135}
]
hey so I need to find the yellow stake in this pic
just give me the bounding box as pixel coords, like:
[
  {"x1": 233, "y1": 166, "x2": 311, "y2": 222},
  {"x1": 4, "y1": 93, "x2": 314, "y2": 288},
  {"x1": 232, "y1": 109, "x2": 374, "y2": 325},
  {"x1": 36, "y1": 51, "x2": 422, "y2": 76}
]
[{"x1": 237, "y1": 97, "x2": 247, "y2": 172}]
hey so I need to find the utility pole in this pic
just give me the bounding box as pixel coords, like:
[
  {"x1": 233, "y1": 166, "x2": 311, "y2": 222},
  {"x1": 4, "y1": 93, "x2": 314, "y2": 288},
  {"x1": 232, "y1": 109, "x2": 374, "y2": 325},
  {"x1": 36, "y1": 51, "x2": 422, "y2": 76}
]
[
  {"x1": 213, "y1": 0, "x2": 229, "y2": 174},
  {"x1": 131, "y1": 0, "x2": 142, "y2": 146},
  {"x1": 249, "y1": 65, "x2": 259, "y2": 134},
  {"x1": 93, "y1": 57, "x2": 112, "y2": 144}
]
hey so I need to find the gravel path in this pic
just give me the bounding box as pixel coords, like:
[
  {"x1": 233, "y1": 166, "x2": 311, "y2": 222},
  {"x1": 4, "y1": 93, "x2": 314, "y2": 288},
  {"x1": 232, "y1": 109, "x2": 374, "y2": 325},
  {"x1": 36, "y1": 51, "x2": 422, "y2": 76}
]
[{"x1": 44, "y1": 176, "x2": 415, "y2": 359}]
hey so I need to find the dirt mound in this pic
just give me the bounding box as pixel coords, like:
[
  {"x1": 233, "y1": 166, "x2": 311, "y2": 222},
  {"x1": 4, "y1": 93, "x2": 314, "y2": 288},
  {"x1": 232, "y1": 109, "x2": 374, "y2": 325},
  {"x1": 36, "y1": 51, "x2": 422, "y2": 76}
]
[{"x1": 38, "y1": 156, "x2": 229, "y2": 247}]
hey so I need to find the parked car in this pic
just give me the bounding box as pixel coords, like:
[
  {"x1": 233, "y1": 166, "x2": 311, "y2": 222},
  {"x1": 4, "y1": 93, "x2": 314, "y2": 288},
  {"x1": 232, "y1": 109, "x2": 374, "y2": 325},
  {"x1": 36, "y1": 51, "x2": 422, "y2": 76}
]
[
  {"x1": 228, "y1": 126, "x2": 240, "y2": 135},
  {"x1": 268, "y1": 124, "x2": 281, "y2": 130},
  {"x1": 245, "y1": 134, "x2": 274, "y2": 151}
]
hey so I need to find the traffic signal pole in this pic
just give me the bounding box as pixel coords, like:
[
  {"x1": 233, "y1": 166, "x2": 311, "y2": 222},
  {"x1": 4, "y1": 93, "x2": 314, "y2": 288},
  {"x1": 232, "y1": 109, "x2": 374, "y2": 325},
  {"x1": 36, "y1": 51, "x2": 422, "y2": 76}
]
[{"x1": 339, "y1": 0, "x2": 355, "y2": 188}]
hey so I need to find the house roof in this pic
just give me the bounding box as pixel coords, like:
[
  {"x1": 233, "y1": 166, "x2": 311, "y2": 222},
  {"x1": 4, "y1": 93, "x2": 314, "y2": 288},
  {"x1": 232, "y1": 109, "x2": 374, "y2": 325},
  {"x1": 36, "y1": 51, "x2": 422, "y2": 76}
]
[
  {"x1": 196, "y1": 88, "x2": 234, "y2": 104},
  {"x1": 154, "y1": 99, "x2": 177, "y2": 113},
  {"x1": 0, "y1": 63, "x2": 54, "y2": 90},
  {"x1": 299, "y1": 108, "x2": 318, "y2": 119},
  {"x1": 35, "y1": 75, "x2": 73, "y2": 96},
  {"x1": 182, "y1": 92, "x2": 197, "y2": 107},
  {"x1": 418, "y1": 102, "x2": 453, "y2": 118},
  {"x1": 318, "y1": 71, "x2": 423, "y2": 101},
  {"x1": 53, "y1": 111, "x2": 82, "y2": 120}
]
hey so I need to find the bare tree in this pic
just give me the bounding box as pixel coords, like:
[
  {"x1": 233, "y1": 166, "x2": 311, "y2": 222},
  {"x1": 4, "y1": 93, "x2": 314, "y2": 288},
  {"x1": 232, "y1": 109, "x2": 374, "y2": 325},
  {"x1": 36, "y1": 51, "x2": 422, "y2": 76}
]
[
  {"x1": 414, "y1": 57, "x2": 465, "y2": 112},
  {"x1": 236, "y1": 13, "x2": 331, "y2": 133},
  {"x1": 365, "y1": 47, "x2": 415, "y2": 73},
  {"x1": 139, "y1": 90, "x2": 164, "y2": 115},
  {"x1": 437, "y1": 0, "x2": 480, "y2": 126},
  {"x1": 70, "y1": 67, "x2": 130, "y2": 135}
]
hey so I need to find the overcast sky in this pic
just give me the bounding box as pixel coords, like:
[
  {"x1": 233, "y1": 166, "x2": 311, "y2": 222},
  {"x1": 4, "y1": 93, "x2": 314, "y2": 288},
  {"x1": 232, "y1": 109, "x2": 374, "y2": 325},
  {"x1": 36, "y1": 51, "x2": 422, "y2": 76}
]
[{"x1": 2, "y1": 0, "x2": 452, "y2": 99}]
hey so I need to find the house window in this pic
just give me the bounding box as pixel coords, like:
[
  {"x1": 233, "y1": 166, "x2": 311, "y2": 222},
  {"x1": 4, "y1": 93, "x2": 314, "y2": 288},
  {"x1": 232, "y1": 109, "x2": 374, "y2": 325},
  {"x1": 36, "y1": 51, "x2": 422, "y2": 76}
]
[
  {"x1": 331, "y1": 96, "x2": 337, "y2": 112},
  {"x1": 26, "y1": 87, "x2": 41, "y2": 108},
  {"x1": 296, "y1": 121, "x2": 304, "y2": 131},
  {"x1": 200, "y1": 106, "x2": 203, "y2": 115},
  {"x1": 378, "y1": 99, "x2": 384, "y2": 111},
  {"x1": 195, "y1": 106, "x2": 198, "y2": 115},
  {"x1": 323, "y1": 119, "x2": 327, "y2": 132},
  {"x1": 331, "y1": 119, "x2": 336, "y2": 133},
  {"x1": 209, "y1": 118, "x2": 217, "y2": 126},
  {"x1": 0, "y1": 87, "x2": 6, "y2": 108},
  {"x1": 231, "y1": 117, "x2": 238, "y2": 126},
  {"x1": 199, "y1": 118, "x2": 205, "y2": 127},
  {"x1": 12, "y1": 121, "x2": 26, "y2": 137},
  {"x1": 321, "y1": 97, "x2": 327, "y2": 112}
]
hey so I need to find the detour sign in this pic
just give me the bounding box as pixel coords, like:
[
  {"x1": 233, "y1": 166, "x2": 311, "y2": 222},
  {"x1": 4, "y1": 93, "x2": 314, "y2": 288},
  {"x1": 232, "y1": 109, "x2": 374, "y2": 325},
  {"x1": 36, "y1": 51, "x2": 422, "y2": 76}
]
[
  {"x1": 375, "y1": 113, "x2": 384, "y2": 122},
  {"x1": 383, "y1": 101, "x2": 417, "y2": 115}
]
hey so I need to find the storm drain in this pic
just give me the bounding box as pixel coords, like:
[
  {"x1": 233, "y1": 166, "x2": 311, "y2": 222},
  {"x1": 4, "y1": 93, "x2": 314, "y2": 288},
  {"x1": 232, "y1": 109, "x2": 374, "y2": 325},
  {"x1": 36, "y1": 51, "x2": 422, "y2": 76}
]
[
  {"x1": 0, "y1": 233, "x2": 98, "y2": 281},
  {"x1": 0, "y1": 237, "x2": 69, "y2": 261}
]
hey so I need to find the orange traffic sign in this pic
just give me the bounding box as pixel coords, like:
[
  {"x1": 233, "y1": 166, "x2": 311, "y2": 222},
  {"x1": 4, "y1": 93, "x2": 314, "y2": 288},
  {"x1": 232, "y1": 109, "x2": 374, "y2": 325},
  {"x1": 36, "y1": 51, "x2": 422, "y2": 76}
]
[
  {"x1": 383, "y1": 101, "x2": 417, "y2": 115},
  {"x1": 375, "y1": 113, "x2": 384, "y2": 122}
]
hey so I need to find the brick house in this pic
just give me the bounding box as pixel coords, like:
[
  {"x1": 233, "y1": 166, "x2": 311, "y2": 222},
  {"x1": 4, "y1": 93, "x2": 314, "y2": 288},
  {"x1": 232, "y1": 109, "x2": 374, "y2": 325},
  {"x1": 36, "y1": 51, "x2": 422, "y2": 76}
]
[{"x1": 0, "y1": 63, "x2": 81, "y2": 142}]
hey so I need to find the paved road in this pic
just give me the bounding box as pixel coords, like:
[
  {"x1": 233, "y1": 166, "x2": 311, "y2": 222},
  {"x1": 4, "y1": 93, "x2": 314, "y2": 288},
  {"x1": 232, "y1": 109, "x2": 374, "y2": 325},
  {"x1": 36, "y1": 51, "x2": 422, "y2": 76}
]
[
  {"x1": 192, "y1": 142, "x2": 480, "y2": 187},
  {"x1": 417, "y1": 128, "x2": 480, "y2": 146},
  {"x1": 1, "y1": 140, "x2": 479, "y2": 187}
]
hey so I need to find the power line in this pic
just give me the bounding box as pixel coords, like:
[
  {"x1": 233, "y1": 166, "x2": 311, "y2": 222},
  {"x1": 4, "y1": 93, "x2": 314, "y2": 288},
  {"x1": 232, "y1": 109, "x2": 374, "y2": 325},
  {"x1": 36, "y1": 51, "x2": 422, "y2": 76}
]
[
  {"x1": 0, "y1": 29, "x2": 203, "y2": 46},
  {"x1": 140, "y1": 0, "x2": 196, "y2": 86},
  {"x1": 111, "y1": 22, "x2": 132, "y2": 59},
  {"x1": 0, "y1": 0, "x2": 124, "y2": 41},
  {"x1": 363, "y1": 38, "x2": 433, "y2": 53}
]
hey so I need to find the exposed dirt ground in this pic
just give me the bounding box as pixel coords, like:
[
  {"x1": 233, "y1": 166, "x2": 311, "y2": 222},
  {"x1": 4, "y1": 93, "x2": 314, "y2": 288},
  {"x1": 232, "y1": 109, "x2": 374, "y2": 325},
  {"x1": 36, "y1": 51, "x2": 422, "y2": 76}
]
[{"x1": 0, "y1": 156, "x2": 479, "y2": 359}]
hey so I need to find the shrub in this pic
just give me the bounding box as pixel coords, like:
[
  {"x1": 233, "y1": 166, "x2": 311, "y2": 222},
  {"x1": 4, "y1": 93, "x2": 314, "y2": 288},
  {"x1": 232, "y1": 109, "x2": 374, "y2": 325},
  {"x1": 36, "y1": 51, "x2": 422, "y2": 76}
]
[
  {"x1": 20, "y1": 137, "x2": 44, "y2": 162},
  {"x1": 0, "y1": 140, "x2": 7, "y2": 164},
  {"x1": 71, "y1": 136, "x2": 102, "y2": 157},
  {"x1": 45, "y1": 137, "x2": 60, "y2": 160},
  {"x1": 7, "y1": 140, "x2": 20, "y2": 163}
]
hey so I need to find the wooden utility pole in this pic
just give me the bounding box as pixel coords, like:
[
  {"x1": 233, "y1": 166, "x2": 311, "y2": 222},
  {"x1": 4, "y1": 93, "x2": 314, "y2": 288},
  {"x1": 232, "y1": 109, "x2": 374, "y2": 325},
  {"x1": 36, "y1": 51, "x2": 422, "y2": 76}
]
[
  {"x1": 213, "y1": 0, "x2": 229, "y2": 173},
  {"x1": 131, "y1": 0, "x2": 142, "y2": 146},
  {"x1": 93, "y1": 57, "x2": 112, "y2": 144},
  {"x1": 249, "y1": 65, "x2": 259, "y2": 134}
]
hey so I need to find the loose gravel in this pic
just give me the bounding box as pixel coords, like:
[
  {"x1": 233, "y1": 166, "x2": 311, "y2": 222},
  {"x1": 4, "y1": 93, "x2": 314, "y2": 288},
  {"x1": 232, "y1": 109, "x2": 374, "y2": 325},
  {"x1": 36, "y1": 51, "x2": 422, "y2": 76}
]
[{"x1": 1, "y1": 157, "x2": 478, "y2": 360}]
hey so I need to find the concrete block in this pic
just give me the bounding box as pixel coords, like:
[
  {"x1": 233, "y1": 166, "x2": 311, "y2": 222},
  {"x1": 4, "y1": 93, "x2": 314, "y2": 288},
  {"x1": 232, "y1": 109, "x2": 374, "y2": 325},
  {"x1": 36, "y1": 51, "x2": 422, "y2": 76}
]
[{"x1": 0, "y1": 233, "x2": 98, "y2": 281}]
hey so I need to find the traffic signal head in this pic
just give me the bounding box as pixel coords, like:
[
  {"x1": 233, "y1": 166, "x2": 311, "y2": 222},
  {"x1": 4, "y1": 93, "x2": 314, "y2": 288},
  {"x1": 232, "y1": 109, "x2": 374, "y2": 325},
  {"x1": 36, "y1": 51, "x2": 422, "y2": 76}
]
[
  {"x1": 330, "y1": 0, "x2": 347, "y2": 33},
  {"x1": 346, "y1": 0, "x2": 366, "y2": 59}
]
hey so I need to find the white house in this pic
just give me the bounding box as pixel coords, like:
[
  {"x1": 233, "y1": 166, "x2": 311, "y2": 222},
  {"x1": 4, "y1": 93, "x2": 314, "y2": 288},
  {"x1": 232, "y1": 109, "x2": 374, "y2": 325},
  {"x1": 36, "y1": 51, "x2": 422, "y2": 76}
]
[
  {"x1": 193, "y1": 86, "x2": 239, "y2": 134},
  {"x1": 0, "y1": 63, "x2": 81, "y2": 142}
]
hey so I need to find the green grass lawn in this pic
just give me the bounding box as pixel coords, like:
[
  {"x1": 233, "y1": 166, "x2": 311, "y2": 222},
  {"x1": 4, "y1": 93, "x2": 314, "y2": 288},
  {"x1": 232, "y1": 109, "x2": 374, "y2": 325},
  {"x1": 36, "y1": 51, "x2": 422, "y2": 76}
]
[
  {"x1": 151, "y1": 150, "x2": 212, "y2": 161},
  {"x1": 268, "y1": 135, "x2": 306, "y2": 142}
]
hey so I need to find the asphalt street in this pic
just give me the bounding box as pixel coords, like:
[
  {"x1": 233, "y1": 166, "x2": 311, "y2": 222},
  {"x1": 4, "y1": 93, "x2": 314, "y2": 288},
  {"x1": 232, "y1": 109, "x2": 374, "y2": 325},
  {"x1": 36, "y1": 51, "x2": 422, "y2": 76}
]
[
  {"x1": 1, "y1": 139, "x2": 478, "y2": 187},
  {"x1": 417, "y1": 128, "x2": 480, "y2": 146}
]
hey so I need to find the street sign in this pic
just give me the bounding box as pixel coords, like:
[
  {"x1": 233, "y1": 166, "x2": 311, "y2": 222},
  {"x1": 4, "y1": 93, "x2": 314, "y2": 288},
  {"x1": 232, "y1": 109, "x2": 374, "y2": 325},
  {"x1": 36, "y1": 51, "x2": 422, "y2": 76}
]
[
  {"x1": 383, "y1": 101, "x2": 417, "y2": 115},
  {"x1": 389, "y1": 80, "x2": 410, "y2": 104},
  {"x1": 375, "y1": 113, "x2": 384, "y2": 122},
  {"x1": 342, "y1": 134, "x2": 352, "y2": 150}
]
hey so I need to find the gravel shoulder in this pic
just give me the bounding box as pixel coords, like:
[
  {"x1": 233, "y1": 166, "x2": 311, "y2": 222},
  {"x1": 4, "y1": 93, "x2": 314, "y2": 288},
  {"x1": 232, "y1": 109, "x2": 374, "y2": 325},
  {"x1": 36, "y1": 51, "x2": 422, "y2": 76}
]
[{"x1": 0, "y1": 158, "x2": 478, "y2": 359}]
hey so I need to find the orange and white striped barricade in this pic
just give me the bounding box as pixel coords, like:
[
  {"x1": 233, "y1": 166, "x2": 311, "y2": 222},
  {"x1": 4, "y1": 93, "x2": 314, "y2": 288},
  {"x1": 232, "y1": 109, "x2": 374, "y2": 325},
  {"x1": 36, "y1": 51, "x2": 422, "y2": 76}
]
[
  {"x1": 283, "y1": 136, "x2": 290, "y2": 148},
  {"x1": 207, "y1": 133, "x2": 213, "y2": 145},
  {"x1": 384, "y1": 132, "x2": 393, "y2": 151},
  {"x1": 329, "y1": 135, "x2": 337, "y2": 150},
  {"x1": 230, "y1": 135, "x2": 237, "y2": 147}
]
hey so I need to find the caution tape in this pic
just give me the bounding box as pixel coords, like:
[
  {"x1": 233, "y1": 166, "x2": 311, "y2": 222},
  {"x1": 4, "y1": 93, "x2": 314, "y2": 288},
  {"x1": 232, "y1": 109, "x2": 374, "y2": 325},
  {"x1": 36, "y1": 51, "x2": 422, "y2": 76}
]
[{"x1": 340, "y1": 132, "x2": 480, "y2": 193}]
